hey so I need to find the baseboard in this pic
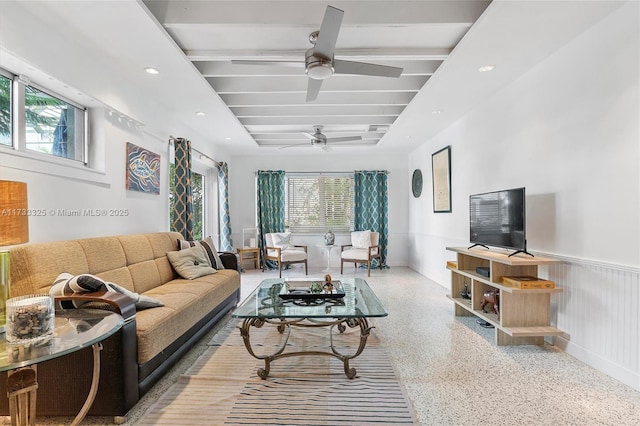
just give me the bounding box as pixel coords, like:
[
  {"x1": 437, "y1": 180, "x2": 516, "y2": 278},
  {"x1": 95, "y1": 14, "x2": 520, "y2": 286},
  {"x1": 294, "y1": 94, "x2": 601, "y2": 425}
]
[{"x1": 554, "y1": 335, "x2": 640, "y2": 392}]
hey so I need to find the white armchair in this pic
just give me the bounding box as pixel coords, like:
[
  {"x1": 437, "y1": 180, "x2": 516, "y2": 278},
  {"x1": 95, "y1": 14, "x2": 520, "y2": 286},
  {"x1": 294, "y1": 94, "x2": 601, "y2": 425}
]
[
  {"x1": 264, "y1": 232, "x2": 308, "y2": 278},
  {"x1": 340, "y1": 230, "x2": 382, "y2": 277}
]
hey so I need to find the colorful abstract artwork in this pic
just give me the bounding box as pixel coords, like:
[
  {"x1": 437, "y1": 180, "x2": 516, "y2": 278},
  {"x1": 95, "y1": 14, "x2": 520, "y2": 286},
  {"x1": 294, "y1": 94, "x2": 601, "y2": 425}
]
[{"x1": 126, "y1": 142, "x2": 160, "y2": 194}]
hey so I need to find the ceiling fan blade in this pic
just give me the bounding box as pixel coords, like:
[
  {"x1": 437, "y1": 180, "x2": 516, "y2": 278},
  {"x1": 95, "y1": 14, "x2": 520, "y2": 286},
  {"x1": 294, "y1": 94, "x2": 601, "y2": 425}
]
[
  {"x1": 302, "y1": 132, "x2": 316, "y2": 140},
  {"x1": 231, "y1": 59, "x2": 303, "y2": 68},
  {"x1": 313, "y1": 6, "x2": 344, "y2": 59},
  {"x1": 278, "y1": 144, "x2": 308, "y2": 150},
  {"x1": 326, "y1": 136, "x2": 363, "y2": 143},
  {"x1": 306, "y1": 78, "x2": 323, "y2": 102},
  {"x1": 333, "y1": 59, "x2": 403, "y2": 78},
  {"x1": 321, "y1": 144, "x2": 333, "y2": 152}
]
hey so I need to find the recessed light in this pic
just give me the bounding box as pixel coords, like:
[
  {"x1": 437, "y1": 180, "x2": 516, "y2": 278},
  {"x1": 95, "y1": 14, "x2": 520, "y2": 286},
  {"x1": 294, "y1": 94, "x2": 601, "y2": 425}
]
[
  {"x1": 432, "y1": 110, "x2": 442, "y2": 115},
  {"x1": 478, "y1": 65, "x2": 495, "y2": 73},
  {"x1": 225, "y1": 137, "x2": 232, "y2": 141},
  {"x1": 145, "y1": 67, "x2": 160, "y2": 75},
  {"x1": 195, "y1": 111, "x2": 206, "y2": 116}
]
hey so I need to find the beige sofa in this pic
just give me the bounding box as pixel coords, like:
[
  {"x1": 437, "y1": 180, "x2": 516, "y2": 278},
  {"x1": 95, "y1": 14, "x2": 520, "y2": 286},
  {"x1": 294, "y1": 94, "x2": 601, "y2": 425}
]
[{"x1": 0, "y1": 231, "x2": 240, "y2": 419}]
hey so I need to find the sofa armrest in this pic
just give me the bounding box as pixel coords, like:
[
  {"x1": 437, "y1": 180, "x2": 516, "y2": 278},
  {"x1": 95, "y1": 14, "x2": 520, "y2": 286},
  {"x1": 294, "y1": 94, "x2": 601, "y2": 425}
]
[
  {"x1": 54, "y1": 291, "x2": 137, "y2": 322},
  {"x1": 219, "y1": 251, "x2": 240, "y2": 272}
]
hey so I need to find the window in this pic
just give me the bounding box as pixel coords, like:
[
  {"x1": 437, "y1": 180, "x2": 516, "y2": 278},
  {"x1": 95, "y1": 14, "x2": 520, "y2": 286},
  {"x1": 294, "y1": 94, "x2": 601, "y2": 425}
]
[
  {"x1": 0, "y1": 67, "x2": 88, "y2": 164},
  {"x1": 0, "y1": 73, "x2": 11, "y2": 146},
  {"x1": 169, "y1": 163, "x2": 205, "y2": 240},
  {"x1": 24, "y1": 85, "x2": 85, "y2": 162},
  {"x1": 285, "y1": 174, "x2": 354, "y2": 233}
]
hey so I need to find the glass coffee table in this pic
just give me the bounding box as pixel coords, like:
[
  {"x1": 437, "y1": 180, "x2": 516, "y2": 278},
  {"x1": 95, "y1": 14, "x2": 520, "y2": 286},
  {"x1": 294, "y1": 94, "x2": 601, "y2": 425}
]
[{"x1": 232, "y1": 277, "x2": 387, "y2": 379}]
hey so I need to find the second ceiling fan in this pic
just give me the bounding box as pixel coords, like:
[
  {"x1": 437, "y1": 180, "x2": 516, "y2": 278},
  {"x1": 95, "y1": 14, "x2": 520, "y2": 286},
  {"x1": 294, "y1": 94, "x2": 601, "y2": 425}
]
[
  {"x1": 280, "y1": 126, "x2": 362, "y2": 151},
  {"x1": 232, "y1": 5, "x2": 403, "y2": 101}
]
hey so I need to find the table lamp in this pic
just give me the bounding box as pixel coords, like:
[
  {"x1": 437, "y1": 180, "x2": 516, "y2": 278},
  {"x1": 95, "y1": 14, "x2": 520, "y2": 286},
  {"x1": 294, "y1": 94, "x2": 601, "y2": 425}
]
[{"x1": 0, "y1": 180, "x2": 29, "y2": 333}]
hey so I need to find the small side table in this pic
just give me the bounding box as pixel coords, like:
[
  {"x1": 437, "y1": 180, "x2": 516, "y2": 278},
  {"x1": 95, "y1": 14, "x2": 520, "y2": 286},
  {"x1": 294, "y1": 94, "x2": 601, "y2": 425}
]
[
  {"x1": 0, "y1": 309, "x2": 123, "y2": 426},
  {"x1": 319, "y1": 244, "x2": 337, "y2": 272},
  {"x1": 237, "y1": 247, "x2": 261, "y2": 270}
]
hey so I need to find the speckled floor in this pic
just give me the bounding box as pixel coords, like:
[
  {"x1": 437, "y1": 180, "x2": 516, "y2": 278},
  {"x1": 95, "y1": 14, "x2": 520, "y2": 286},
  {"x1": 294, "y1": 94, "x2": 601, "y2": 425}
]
[{"x1": 7, "y1": 266, "x2": 640, "y2": 425}]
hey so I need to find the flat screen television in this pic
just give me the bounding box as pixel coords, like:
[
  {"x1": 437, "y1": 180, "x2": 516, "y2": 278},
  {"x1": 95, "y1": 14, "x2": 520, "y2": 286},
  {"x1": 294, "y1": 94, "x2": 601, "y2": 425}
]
[{"x1": 469, "y1": 187, "x2": 532, "y2": 257}]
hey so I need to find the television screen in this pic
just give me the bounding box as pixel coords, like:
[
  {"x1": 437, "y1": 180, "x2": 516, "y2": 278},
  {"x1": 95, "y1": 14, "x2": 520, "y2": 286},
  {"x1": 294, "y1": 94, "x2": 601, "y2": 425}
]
[{"x1": 469, "y1": 187, "x2": 526, "y2": 251}]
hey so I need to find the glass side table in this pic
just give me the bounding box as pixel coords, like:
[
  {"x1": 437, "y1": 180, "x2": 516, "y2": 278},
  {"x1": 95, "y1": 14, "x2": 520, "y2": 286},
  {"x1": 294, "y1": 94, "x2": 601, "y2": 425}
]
[{"x1": 0, "y1": 309, "x2": 123, "y2": 426}]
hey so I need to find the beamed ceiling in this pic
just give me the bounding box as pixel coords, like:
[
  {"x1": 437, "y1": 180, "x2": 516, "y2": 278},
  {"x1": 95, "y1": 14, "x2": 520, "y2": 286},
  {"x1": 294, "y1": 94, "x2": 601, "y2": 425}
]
[
  {"x1": 1, "y1": 1, "x2": 624, "y2": 157},
  {"x1": 143, "y1": 1, "x2": 491, "y2": 151}
]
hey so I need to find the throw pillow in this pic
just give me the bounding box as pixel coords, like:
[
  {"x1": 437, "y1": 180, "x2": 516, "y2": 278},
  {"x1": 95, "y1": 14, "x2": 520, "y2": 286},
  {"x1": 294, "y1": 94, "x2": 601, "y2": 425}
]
[
  {"x1": 274, "y1": 232, "x2": 292, "y2": 250},
  {"x1": 50, "y1": 272, "x2": 109, "y2": 309},
  {"x1": 179, "y1": 236, "x2": 225, "y2": 270},
  {"x1": 351, "y1": 230, "x2": 372, "y2": 249},
  {"x1": 50, "y1": 272, "x2": 164, "y2": 310},
  {"x1": 167, "y1": 245, "x2": 217, "y2": 279}
]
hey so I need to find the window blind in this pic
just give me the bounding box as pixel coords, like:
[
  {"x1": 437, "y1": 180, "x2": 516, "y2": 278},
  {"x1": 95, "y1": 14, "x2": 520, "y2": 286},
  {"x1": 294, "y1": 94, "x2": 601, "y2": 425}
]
[{"x1": 285, "y1": 174, "x2": 354, "y2": 233}]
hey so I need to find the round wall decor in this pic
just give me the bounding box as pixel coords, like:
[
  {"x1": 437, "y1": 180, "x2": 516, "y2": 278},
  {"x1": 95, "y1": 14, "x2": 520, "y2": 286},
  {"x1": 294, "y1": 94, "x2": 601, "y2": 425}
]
[{"x1": 411, "y1": 169, "x2": 423, "y2": 198}]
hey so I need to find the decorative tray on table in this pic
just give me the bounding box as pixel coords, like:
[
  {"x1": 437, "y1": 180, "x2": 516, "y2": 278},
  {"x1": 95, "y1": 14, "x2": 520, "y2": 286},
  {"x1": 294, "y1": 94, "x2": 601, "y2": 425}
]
[{"x1": 279, "y1": 280, "x2": 345, "y2": 300}]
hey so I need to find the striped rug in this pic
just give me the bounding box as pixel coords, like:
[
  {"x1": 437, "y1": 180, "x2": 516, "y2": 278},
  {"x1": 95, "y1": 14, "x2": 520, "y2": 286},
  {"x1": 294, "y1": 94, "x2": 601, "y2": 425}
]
[{"x1": 136, "y1": 319, "x2": 415, "y2": 425}]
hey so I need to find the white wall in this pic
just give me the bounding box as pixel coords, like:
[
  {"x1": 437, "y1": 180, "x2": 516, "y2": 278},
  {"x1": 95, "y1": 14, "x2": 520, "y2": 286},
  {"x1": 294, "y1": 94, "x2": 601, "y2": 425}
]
[
  {"x1": 408, "y1": 3, "x2": 639, "y2": 390},
  {"x1": 228, "y1": 153, "x2": 409, "y2": 268},
  {"x1": 0, "y1": 109, "x2": 171, "y2": 243}
]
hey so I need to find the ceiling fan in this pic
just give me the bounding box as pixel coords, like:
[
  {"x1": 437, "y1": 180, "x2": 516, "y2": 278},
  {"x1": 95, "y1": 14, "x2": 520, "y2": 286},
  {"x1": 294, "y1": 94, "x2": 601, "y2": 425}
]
[
  {"x1": 280, "y1": 126, "x2": 362, "y2": 151},
  {"x1": 231, "y1": 5, "x2": 403, "y2": 102}
]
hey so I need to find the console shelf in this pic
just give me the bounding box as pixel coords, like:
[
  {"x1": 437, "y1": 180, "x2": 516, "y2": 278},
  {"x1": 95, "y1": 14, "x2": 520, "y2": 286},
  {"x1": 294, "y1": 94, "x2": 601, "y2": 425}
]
[{"x1": 446, "y1": 247, "x2": 566, "y2": 346}]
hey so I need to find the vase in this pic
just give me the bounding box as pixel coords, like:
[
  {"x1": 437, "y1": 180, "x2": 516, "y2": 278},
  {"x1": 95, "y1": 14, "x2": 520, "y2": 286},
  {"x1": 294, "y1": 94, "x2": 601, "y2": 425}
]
[{"x1": 324, "y1": 230, "x2": 335, "y2": 246}]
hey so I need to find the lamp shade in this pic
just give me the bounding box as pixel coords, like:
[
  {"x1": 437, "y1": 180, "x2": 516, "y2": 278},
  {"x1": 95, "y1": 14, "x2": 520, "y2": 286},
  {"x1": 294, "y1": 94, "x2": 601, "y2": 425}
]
[{"x1": 0, "y1": 180, "x2": 29, "y2": 246}]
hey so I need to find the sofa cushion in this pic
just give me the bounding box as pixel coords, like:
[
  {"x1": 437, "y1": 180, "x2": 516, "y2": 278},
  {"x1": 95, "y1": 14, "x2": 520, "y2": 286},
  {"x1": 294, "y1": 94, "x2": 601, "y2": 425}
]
[
  {"x1": 167, "y1": 246, "x2": 217, "y2": 279},
  {"x1": 135, "y1": 269, "x2": 239, "y2": 363},
  {"x1": 178, "y1": 236, "x2": 224, "y2": 270}
]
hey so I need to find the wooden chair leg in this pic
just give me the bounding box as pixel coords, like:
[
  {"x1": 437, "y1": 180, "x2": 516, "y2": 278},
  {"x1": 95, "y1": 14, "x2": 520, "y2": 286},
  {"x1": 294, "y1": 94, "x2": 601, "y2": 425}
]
[
  {"x1": 278, "y1": 261, "x2": 282, "y2": 278},
  {"x1": 341, "y1": 260, "x2": 344, "y2": 274},
  {"x1": 367, "y1": 260, "x2": 371, "y2": 277}
]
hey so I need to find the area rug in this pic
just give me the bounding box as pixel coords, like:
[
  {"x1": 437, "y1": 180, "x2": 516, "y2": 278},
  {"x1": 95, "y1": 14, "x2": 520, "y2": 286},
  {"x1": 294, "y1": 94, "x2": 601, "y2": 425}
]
[{"x1": 136, "y1": 319, "x2": 415, "y2": 425}]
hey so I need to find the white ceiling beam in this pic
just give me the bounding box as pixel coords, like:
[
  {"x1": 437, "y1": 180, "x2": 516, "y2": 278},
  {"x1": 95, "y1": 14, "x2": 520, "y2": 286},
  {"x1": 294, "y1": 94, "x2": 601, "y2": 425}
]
[
  {"x1": 208, "y1": 76, "x2": 428, "y2": 93},
  {"x1": 185, "y1": 48, "x2": 451, "y2": 61},
  {"x1": 239, "y1": 116, "x2": 397, "y2": 126},
  {"x1": 221, "y1": 92, "x2": 417, "y2": 106},
  {"x1": 250, "y1": 133, "x2": 386, "y2": 140},
  {"x1": 195, "y1": 60, "x2": 442, "y2": 77},
  {"x1": 231, "y1": 105, "x2": 406, "y2": 117},
  {"x1": 145, "y1": 1, "x2": 491, "y2": 26},
  {"x1": 257, "y1": 141, "x2": 380, "y2": 148}
]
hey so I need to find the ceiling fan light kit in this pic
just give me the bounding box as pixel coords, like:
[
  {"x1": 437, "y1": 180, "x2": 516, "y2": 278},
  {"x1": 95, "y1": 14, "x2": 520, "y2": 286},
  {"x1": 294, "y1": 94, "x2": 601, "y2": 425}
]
[{"x1": 305, "y1": 52, "x2": 334, "y2": 80}]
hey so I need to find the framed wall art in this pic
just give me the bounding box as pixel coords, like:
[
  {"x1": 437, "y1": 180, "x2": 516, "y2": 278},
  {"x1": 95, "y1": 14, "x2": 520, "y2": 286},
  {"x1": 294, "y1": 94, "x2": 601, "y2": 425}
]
[
  {"x1": 431, "y1": 145, "x2": 451, "y2": 213},
  {"x1": 126, "y1": 142, "x2": 160, "y2": 194}
]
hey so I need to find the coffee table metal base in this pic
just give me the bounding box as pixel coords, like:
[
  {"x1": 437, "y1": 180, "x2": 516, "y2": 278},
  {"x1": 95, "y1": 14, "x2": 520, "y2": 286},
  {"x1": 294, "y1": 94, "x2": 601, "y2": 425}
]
[{"x1": 239, "y1": 317, "x2": 372, "y2": 379}]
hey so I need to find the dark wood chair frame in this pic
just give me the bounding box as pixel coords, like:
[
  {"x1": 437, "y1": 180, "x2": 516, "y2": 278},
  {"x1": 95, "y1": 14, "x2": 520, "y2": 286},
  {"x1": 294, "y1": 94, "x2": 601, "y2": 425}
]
[
  {"x1": 264, "y1": 245, "x2": 308, "y2": 278},
  {"x1": 340, "y1": 244, "x2": 382, "y2": 277}
]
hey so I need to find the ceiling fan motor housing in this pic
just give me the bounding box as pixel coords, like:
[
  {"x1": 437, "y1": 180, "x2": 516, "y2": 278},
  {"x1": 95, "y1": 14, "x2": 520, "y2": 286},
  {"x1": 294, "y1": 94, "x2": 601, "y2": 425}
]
[{"x1": 305, "y1": 47, "x2": 334, "y2": 80}]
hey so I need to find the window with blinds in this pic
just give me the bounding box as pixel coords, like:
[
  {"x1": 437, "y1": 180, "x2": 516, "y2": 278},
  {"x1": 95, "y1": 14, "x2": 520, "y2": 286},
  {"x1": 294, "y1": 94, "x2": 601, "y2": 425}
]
[{"x1": 285, "y1": 174, "x2": 354, "y2": 233}]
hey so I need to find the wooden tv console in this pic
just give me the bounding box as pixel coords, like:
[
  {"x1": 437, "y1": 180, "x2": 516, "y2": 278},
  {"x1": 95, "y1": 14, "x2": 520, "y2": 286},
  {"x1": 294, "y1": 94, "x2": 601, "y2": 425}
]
[{"x1": 446, "y1": 247, "x2": 566, "y2": 345}]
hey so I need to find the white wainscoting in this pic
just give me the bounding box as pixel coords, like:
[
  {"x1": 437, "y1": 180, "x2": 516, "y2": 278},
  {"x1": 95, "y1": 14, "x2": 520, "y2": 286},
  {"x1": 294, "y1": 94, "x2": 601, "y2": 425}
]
[{"x1": 541, "y1": 257, "x2": 639, "y2": 392}]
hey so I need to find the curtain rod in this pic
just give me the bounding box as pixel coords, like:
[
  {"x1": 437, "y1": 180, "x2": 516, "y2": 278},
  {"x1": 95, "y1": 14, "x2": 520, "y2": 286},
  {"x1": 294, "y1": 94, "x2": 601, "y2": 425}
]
[
  {"x1": 254, "y1": 171, "x2": 390, "y2": 175},
  {"x1": 168, "y1": 136, "x2": 220, "y2": 166},
  {"x1": 254, "y1": 171, "x2": 353, "y2": 175}
]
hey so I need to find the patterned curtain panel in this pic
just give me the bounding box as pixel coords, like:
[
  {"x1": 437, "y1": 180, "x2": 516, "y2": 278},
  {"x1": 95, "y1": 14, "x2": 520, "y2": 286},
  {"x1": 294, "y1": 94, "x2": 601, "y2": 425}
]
[
  {"x1": 217, "y1": 162, "x2": 234, "y2": 251},
  {"x1": 172, "y1": 138, "x2": 193, "y2": 240},
  {"x1": 354, "y1": 170, "x2": 389, "y2": 268},
  {"x1": 257, "y1": 170, "x2": 285, "y2": 269}
]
